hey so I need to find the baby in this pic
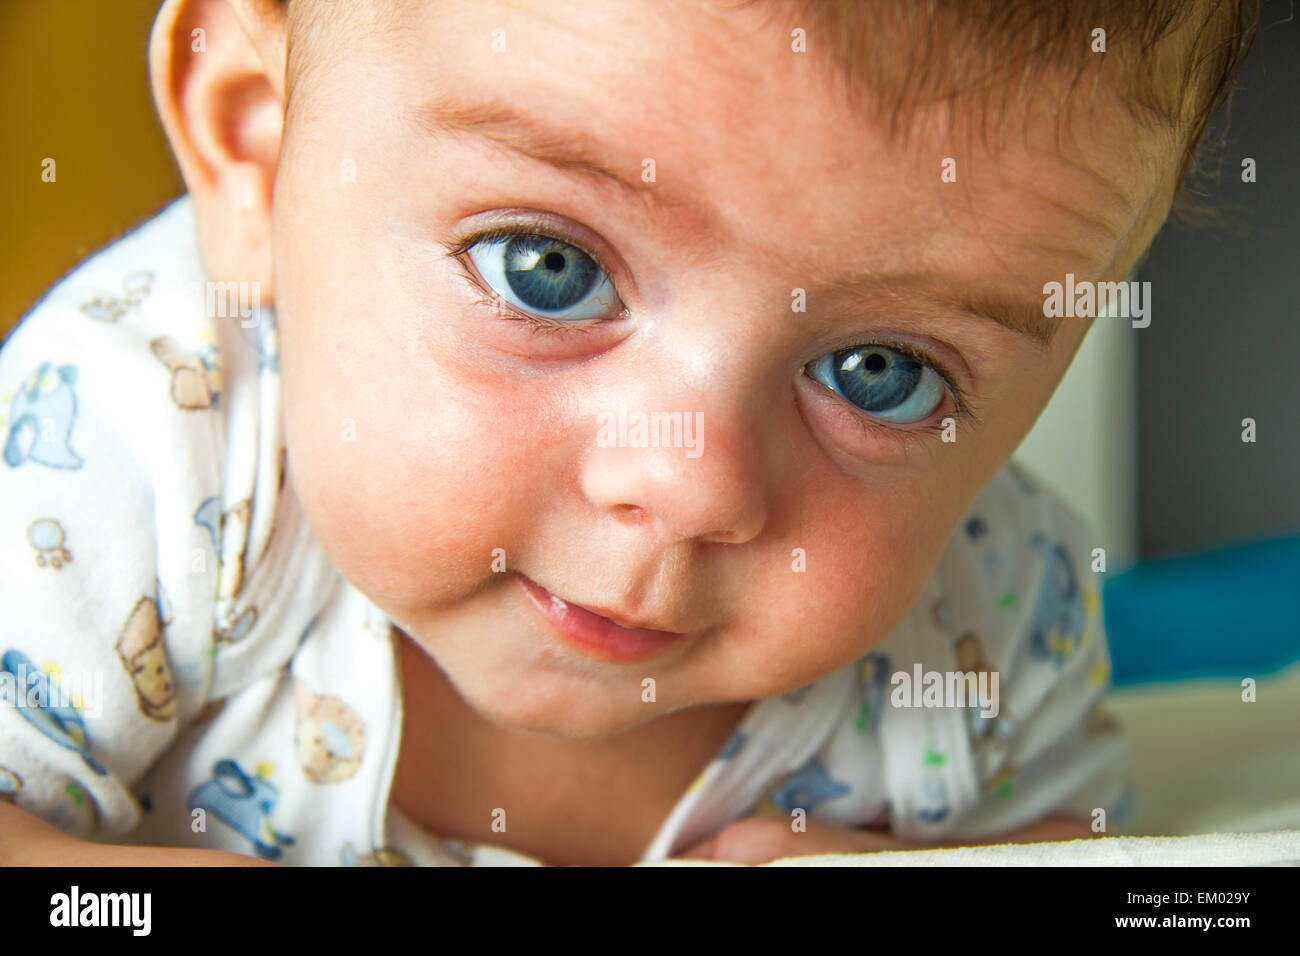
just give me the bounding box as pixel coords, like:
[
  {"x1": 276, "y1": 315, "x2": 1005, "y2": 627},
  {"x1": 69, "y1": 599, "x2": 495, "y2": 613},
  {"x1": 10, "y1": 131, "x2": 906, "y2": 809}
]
[{"x1": 0, "y1": 0, "x2": 1256, "y2": 866}]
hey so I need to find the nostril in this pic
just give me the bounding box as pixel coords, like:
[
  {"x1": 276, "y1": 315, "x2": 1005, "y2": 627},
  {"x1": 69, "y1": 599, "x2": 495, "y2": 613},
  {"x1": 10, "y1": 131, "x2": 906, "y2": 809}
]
[{"x1": 611, "y1": 504, "x2": 649, "y2": 521}]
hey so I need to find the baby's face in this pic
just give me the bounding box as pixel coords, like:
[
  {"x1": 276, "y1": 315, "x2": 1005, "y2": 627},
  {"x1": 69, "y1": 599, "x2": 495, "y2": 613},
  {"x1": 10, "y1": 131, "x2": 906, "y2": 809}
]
[{"x1": 269, "y1": 0, "x2": 1172, "y2": 737}]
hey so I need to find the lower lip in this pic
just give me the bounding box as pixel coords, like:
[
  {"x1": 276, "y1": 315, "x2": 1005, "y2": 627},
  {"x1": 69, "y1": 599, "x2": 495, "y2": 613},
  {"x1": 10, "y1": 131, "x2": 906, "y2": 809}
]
[{"x1": 516, "y1": 574, "x2": 688, "y2": 663}]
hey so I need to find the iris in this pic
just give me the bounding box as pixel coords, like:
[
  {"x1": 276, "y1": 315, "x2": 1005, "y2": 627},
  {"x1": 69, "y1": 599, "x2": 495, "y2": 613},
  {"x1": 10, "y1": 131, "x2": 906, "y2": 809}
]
[{"x1": 807, "y1": 346, "x2": 945, "y2": 423}]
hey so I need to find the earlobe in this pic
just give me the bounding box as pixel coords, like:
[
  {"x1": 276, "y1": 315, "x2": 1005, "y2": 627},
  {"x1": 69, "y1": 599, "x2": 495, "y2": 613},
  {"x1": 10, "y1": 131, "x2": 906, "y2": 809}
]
[{"x1": 149, "y1": 0, "x2": 287, "y2": 292}]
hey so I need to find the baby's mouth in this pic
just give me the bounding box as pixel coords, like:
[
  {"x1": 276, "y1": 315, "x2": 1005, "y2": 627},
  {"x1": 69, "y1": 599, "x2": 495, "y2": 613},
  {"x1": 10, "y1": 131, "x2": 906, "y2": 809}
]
[{"x1": 514, "y1": 573, "x2": 689, "y2": 664}]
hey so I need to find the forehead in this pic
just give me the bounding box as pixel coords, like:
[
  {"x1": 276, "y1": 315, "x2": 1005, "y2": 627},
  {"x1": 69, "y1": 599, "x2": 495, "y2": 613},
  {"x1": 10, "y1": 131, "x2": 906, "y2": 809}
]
[{"x1": 326, "y1": 0, "x2": 1173, "y2": 319}]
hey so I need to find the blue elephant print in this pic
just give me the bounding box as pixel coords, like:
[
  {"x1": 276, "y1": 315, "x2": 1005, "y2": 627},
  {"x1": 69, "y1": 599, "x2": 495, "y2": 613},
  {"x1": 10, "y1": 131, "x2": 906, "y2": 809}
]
[
  {"x1": 2, "y1": 363, "x2": 84, "y2": 469},
  {"x1": 766, "y1": 758, "x2": 851, "y2": 813},
  {"x1": 1027, "y1": 532, "x2": 1086, "y2": 667},
  {"x1": 187, "y1": 759, "x2": 296, "y2": 860},
  {"x1": 0, "y1": 650, "x2": 106, "y2": 775}
]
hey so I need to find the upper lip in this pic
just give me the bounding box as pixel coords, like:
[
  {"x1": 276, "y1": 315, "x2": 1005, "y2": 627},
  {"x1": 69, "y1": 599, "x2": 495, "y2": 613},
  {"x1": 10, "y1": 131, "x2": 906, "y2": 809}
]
[{"x1": 519, "y1": 573, "x2": 687, "y2": 634}]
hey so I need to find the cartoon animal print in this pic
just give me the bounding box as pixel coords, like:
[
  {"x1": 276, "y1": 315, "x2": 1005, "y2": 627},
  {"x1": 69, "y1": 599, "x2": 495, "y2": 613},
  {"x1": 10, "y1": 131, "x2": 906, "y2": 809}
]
[
  {"x1": 1027, "y1": 533, "x2": 1086, "y2": 667},
  {"x1": 255, "y1": 315, "x2": 279, "y2": 373},
  {"x1": 984, "y1": 764, "x2": 1018, "y2": 800},
  {"x1": 340, "y1": 843, "x2": 413, "y2": 866},
  {"x1": 1085, "y1": 703, "x2": 1121, "y2": 738},
  {"x1": 194, "y1": 496, "x2": 259, "y2": 643},
  {"x1": 79, "y1": 270, "x2": 154, "y2": 322},
  {"x1": 293, "y1": 680, "x2": 366, "y2": 784},
  {"x1": 194, "y1": 699, "x2": 227, "y2": 725},
  {"x1": 953, "y1": 631, "x2": 991, "y2": 673},
  {"x1": 187, "y1": 759, "x2": 296, "y2": 860},
  {"x1": 27, "y1": 518, "x2": 71, "y2": 569},
  {"x1": 47, "y1": 776, "x2": 98, "y2": 834},
  {"x1": 194, "y1": 497, "x2": 251, "y2": 601},
  {"x1": 916, "y1": 747, "x2": 950, "y2": 823},
  {"x1": 215, "y1": 606, "x2": 257, "y2": 644},
  {"x1": 1, "y1": 362, "x2": 84, "y2": 469},
  {"x1": 0, "y1": 767, "x2": 22, "y2": 802},
  {"x1": 854, "y1": 651, "x2": 892, "y2": 735},
  {"x1": 0, "y1": 650, "x2": 106, "y2": 775},
  {"x1": 114, "y1": 597, "x2": 177, "y2": 721},
  {"x1": 763, "y1": 758, "x2": 851, "y2": 813},
  {"x1": 150, "y1": 335, "x2": 219, "y2": 410},
  {"x1": 954, "y1": 632, "x2": 1015, "y2": 754}
]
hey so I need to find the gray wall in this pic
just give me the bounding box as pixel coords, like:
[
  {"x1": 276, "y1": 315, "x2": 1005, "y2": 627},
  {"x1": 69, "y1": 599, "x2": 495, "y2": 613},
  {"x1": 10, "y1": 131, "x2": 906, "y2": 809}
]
[{"x1": 1137, "y1": 6, "x2": 1300, "y2": 558}]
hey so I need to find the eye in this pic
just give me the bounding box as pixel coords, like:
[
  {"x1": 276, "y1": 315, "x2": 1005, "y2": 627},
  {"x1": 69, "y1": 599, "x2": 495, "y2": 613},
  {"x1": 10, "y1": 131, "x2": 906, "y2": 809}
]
[
  {"x1": 806, "y1": 345, "x2": 947, "y2": 424},
  {"x1": 466, "y1": 233, "x2": 623, "y2": 322}
]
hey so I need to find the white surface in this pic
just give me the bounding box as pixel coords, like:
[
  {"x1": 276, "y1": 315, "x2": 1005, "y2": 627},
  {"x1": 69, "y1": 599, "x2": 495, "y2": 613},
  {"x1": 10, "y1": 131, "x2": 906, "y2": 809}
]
[{"x1": 759, "y1": 830, "x2": 1300, "y2": 866}]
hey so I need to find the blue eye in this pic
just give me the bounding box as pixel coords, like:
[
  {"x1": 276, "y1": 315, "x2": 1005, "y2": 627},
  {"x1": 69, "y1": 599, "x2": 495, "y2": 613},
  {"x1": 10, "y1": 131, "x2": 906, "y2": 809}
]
[
  {"x1": 466, "y1": 234, "x2": 622, "y2": 321},
  {"x1": 806, "y1": 345, "x2": 947, "y2": 423}
]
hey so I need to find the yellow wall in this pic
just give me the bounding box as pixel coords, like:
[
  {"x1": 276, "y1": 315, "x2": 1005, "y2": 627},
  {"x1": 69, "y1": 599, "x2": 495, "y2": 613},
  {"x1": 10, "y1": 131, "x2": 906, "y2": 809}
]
[{"x1": 1, "y1": 0, "x2": 184, "y2": 337}]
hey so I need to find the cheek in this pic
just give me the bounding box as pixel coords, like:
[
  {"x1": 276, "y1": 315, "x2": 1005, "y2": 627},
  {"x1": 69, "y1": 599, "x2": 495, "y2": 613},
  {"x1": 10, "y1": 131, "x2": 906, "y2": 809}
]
[
  {"x1": 709, "y1": 470, "x2": 966, "y2": 697},
  {"x1": 276, "y1": 294, "x2": 551, "y2": 615}
]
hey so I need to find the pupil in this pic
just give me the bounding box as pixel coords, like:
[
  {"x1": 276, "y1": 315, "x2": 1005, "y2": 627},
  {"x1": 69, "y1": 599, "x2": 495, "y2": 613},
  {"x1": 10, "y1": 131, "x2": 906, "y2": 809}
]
[
  {"x1": 863, "y1": 351, "x2": 887, "y2": 373},
  {"x1": 544, "y1": 251, "x2": 566, "y2": 271}
]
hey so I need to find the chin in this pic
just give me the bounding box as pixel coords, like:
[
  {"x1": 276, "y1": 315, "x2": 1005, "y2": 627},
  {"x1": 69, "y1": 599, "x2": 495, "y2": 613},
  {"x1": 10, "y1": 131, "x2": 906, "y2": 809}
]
[{"x1": 456, "y1": 673, "x2": 657, "y2": 741}]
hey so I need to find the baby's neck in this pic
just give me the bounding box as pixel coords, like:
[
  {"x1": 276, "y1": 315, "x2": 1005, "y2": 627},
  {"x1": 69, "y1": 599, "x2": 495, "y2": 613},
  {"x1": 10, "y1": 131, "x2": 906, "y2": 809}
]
[{"x1": 389, "y1": 630, "x2": 751, "y2": 866}]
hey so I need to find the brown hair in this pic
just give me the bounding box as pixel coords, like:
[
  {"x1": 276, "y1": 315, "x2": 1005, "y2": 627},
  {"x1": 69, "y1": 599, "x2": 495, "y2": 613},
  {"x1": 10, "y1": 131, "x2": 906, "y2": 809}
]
[{"x1": 729, "y1": 0, "x2": 1260, "y2": 225}]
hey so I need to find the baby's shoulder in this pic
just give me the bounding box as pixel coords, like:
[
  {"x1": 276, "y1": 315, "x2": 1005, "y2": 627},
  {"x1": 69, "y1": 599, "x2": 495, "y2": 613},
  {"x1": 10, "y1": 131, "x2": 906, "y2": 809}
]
[
  {"x1": 929, "y1": 460, "x2": 1102, "y2": 674},
  {"x1": 0, "y1": 196, "x2": 273, "y2": 436}
]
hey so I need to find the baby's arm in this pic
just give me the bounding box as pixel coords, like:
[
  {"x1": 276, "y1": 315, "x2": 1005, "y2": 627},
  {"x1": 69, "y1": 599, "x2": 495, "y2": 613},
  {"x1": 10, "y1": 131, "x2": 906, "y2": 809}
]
[
  {"x1": 679, "y1": 811, "x2": 1093, "y2": 863},
  {"x1": 0, "y1": 237, "x2": 233, "y2": 859},
  {"x1": 0, "y1": 800, "x2": 274, "y2": 866}
]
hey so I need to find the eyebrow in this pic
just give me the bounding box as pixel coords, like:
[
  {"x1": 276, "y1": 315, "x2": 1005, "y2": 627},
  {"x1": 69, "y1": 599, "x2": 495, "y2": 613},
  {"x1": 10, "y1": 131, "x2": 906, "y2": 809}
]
[
  {"x1": 958, "y1": 291, "x2": 1060, "y2": 348},
  {"x1": 414, "y1": 96, "x2": 1059, "y2": 347},
  {"x1": 412, "y1": 95, "x2": 696, "y2": 217},
  {"x1": 824, "y1": 273, "x2": 1061, "y2": 349}
]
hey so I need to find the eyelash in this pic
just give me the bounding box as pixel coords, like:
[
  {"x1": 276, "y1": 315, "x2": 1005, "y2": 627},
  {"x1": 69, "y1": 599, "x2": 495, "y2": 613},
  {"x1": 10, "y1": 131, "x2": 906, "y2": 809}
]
[
  {"x1": 446, "y1": 223, "x2": 622, "y2": 333},
  {"x1": 445, "y1": 223, "x2": 978, "y2": 432}
]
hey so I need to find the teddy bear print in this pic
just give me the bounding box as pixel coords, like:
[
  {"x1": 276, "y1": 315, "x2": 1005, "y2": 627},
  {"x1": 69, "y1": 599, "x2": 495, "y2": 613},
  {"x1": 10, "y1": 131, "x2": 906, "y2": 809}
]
[
  {"x1": 78, "y1": 270, "x2": 154, "y2": 323},
  {"x1": 27, "y1": 518, "x2": 71, "y2": 569},
  {"x1": 954, "y1": 632, "x2": 1016, "y2": 768},
  {"x1": 149, "y1": 335, "x2": 219, "y2": 410},
  {"x1": 114, "y1": 597, "x2": 178, "y2": 722},
  {"x1": 293, "y1": 680, "x2": 366, "y2": 784}
]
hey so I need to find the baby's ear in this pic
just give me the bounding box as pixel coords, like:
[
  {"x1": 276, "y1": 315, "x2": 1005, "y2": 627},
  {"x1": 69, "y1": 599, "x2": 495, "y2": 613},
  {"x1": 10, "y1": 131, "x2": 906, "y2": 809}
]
[{"x1": 149, "y1": 0, "x2": 286, "y2": 296}]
